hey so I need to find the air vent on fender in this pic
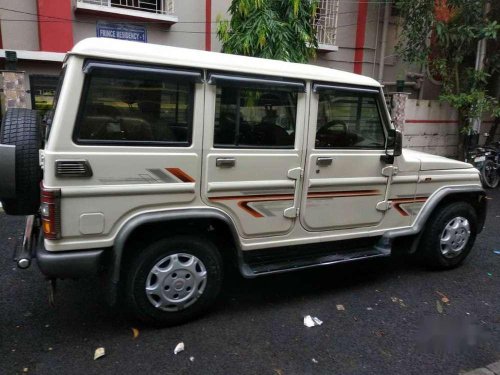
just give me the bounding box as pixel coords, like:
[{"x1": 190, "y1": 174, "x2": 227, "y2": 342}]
[{"x1": 55, "y1": 160, "x2": 93, "y2": 178}]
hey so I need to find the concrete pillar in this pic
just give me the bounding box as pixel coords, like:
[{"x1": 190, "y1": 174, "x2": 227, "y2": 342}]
[
  {"x1": 391, "y1": 93, "x2": 408, "y2": 133},
  {"x1": 0, "y1": 71, "x2": 28, "y2": 113}
]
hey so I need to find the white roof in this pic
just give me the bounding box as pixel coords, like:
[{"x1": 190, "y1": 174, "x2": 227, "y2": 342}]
[{"x1": 69, "y1": 38, "x2": 380, "y2": 88}]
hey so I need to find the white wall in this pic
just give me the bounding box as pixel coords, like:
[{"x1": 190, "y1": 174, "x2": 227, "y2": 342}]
[
  {"x1": 402, "y1": 99, "x2": 499, "y2": 158},
  {"x1": 402, "y1": 100, "x2": 459, "y2": 158}
]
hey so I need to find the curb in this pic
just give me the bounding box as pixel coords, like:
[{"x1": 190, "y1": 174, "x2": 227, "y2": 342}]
[{"x1": 462, "y1": 361, "x2": 500, "y2": 375}]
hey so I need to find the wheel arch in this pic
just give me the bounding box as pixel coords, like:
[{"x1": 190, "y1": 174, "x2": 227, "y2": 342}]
[
  {"x1": 386, "y1": 185, "x2": 487, "y2": 253},
  {"x1": 106, "y1": 208, "x2": 243, "y2": 305}
]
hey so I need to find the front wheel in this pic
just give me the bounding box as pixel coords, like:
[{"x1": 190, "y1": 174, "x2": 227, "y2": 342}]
[
  {"x1": 481, "y1": 159, "x2": 499, "y2": 188},
  {"x1": 418, "y1": 202, "x2": 478, "y2": 270},
  {"x1": 124, "y1": 236, "x2": 223, "y2": 326}
]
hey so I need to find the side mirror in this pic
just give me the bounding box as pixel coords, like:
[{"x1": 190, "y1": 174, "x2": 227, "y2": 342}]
[
  {"x1": 381, "y1": 129, "x2": 403, "y2": 164},
  {"x1": 393, "y1": 129, "x2": 403, "y2": 157}
]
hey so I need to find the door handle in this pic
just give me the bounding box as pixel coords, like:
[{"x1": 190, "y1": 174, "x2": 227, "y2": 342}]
[
  {"x1": 316, "y1": 157, "x2": 333, "y2": 167},
  {"x1": 216, "y1": 157, "x2": 236, "y2": 168}
]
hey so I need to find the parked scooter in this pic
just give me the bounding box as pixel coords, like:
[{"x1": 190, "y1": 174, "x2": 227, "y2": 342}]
[{"x1": 466, "y1": 141, "x2": 500, "y2": 188}]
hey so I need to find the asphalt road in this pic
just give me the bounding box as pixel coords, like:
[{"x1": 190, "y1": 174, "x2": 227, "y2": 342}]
[{"x1": 0, "y1": 191, "x2": 499, "y2": 375}]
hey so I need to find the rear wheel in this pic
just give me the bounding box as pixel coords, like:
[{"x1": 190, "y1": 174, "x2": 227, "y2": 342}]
[
  {"x1": 481, "y1": 159, "x2": 499, "y2": 188},
  {"x1": 418, "y1": 202, "x2": 478, "y2": 269},
  {"x1": 124, "y1": 235, "x2": 223, "y2": 326}
]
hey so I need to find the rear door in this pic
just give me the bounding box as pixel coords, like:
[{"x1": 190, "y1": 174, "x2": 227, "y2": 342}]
[
  {"x1": 49, "y1": 60, "x2": 204, "y2": 239},
  {"x1": 201, "y1": 73, "x2": 307, "y2": 238},
  {"x1": 300, "y1": 84, "x2": 390, "y2": 232}
]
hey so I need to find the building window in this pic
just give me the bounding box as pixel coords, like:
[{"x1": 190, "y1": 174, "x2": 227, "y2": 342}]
[
  {"x1": 77, "y1": 0, "x2": 175, "y2": 15},
  {"x1": 110, "y1": 0, "x2": 173, "y2": 14},
  {"x1": 29, "y1": 75, "x2": 59, "y2": 118},
  {"x1": 313, "y1": 0, "x2": 340, "y2": 52}
]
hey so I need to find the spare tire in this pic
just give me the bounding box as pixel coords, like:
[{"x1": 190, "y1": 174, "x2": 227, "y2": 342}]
[{"x1": 0, "y1": 108, "x2": 42, "y2": 215}]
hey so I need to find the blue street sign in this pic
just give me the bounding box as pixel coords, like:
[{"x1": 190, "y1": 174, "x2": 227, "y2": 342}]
[{"x1": 96, "y1": 22, "x2": 147, "y2": 43}]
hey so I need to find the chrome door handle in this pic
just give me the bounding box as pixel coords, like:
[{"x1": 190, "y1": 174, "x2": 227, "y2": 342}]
[
  {"x1": 316, "y1": 157, "x2": 333, "y2": 166},
  {"x1": 216, "y1": 157, "x2": 236, "y2": 168}
]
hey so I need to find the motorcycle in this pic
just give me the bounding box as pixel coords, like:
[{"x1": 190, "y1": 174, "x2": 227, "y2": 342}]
[{"x1": 466, "y1": 141, "x2": 500, "y2": 188}]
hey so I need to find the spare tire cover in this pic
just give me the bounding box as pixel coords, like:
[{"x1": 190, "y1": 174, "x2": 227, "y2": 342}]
[{"x1": 0, "y1": 108, "x2": 42, "y2": 215}]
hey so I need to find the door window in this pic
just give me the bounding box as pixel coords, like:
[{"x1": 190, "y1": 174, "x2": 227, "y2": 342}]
[
  {"x1": 214, "y1": 85, "x2": 298, "y2": 148},
  {"x1": 315, "y1": 90, "x2": 386, "y2": 149}
]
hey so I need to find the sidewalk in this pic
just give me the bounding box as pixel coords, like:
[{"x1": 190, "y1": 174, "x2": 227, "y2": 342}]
[{"x1": 463, "y1": 361, "x2": 500, "y2": 375}]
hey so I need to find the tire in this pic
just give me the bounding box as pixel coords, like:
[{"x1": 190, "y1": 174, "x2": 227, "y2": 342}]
[
  {"x1": 418, "y1": 202, "x2": 478, "y2": 270},
  {"x1": 481, "y1": 159, "x2": 499, "y2": 188},
  {"x1": 0, "y1": 108, "x2": 42, "y2": 215},
  {"x1": 124, "y1": 235, "x2": 223, "y2": 326}
]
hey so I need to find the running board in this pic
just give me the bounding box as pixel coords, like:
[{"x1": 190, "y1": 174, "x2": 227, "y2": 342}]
[{"x1": 240, "y1": 237, "x2": 391, "y2": 278}]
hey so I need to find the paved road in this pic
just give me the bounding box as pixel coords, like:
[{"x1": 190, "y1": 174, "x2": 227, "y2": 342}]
[{"x1": 1, "y1": 190, "x2": 499, "y2": 375}]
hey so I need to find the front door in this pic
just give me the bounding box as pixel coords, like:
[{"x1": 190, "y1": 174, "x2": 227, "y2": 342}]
[
  {"x1": 202, "y1": 74, "x2": 307, "y2": 238},
  {"x1": 300, "y1": 84, "x2": 390, "y2": 232}
]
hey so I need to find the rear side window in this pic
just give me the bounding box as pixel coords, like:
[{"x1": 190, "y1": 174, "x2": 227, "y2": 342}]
[
  {"x1": 315, "y1": 90, "x2": 386, "y2": 149},
  {"x1": 75, "y1": 66, "x2": 195, "y2": 146},
  {"x1": 214, "y1": 85, "x2": 298, "y2": 148}
]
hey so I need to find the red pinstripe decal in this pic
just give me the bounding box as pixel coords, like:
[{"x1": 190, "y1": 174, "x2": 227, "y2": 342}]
[
  {"x1": 391, "y1": 197, "x2": 428, "y2": 216},
  {"x1": 210, "y1": 190, "x2": 383, "y2": 217},
  {"x1": 210, "y1": 194, "x2": 294, "y2": 202},
  {"x1": 166, "y1": 168, "x2": 195, "y2": 183},
  {"x1": 307, "y1": 190, "x2": 380, "y2": 198},
  {"x1": 237, "y1": 201, "x2": 264, "y2": 218}
]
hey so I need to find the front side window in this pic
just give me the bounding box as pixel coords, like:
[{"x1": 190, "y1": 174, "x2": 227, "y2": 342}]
[
  {"x1": 76, "y1": 70, "x2": 194, "y2": 145},
  {"x1": 214, "y1": 85, "x2": 298, "y2": 148},
  {"x1": 315, "y1": 90, "x2": 386, "y2": 149}
]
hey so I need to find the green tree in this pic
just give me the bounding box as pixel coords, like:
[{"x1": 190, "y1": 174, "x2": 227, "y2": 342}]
[
  {"x1": 395, "y1": 0, "x2": 500, "y2": 158},
  {"x1": 217, "y1": 0, "x2": 318, "y2": 63}
]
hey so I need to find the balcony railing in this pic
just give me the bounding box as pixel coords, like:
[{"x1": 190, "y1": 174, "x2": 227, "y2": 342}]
[
  {"x1": 76, "y1": 0, "x2": 177, "y2": 23},
  {"x1": 313, "y1": 0, "x2": 339, "y2": 51}
]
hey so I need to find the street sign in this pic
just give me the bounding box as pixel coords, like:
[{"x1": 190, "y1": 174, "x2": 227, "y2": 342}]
[{"x1": 96, "y1": 22, "x2": 147, "y2": 43}]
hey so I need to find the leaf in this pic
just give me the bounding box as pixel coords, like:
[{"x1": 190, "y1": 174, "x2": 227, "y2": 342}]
[
  {"x1": 131, "y1": 327, "x2": 139, "y2": 339},
  {"x1": 436, "y1": 300, "x2": 444, "y2": 314},
  {"x1": 436, "y1": 291, "x2": 450, "y2": 304}
]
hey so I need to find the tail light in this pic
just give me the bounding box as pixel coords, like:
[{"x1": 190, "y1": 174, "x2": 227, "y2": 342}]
[{"x1": 40, "y1": 185, "x2": 61, "y2": 240}]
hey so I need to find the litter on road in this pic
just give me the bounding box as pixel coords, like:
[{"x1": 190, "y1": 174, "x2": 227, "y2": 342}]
[
  {"x1": 304, "y1": 315, "x2": 323, "y2": 327},
  {"x1": 493, "y1": 250, "x2": 500, "y2": 255},
  {"x1": 94, "y1": 347, "x2": 105, "y2": 360},
  {"x1": 336, "y1": 304, "x2": 345, "y2": 311},
  {"x1": 391, "y1": 297, "x2": 406, "y2": 307},
  {"x1": 174, "y1": 342, "x2": 185, "y2": 355}
]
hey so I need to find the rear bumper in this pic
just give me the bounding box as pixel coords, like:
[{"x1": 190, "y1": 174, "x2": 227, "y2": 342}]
[
  {"x1": 36, "y1": 238, "x2": 105, "y2": 278},
  {"x1": 23, "y1": 218, "x2": 106, "y2": 278}
]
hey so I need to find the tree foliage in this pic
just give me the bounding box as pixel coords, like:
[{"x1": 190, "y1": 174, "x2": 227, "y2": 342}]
[
  {"x1": 395, "y1": 0, "x2": 500, "y2": 142},
  {"x1": 217, "y1": 0, "x2": 318, "y2": 63}
]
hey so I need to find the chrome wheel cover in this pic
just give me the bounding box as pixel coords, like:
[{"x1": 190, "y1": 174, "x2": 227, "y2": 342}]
[
  {"x1": 440, "y1": 217, "x2": 471, "y2": 258},
  {"x1": 145, "y1": 253, "x2": 207, "y2": 312}
]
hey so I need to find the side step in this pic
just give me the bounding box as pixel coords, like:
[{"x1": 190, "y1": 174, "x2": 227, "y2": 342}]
[{"x1": 240, "y1": 237, "x2": 391, "y2": 278}]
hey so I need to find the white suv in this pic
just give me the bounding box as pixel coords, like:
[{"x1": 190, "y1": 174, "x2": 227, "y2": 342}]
[{"x1": 0, "y1": 38, "x2": 487, "y2": 326}]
